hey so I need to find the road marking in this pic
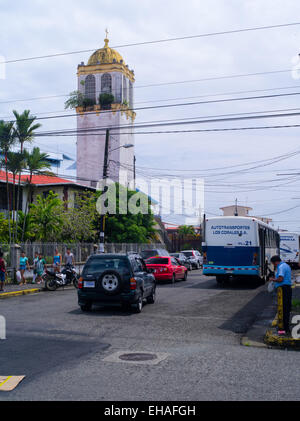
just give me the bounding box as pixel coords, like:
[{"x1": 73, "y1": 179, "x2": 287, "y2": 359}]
[
  {"x1": 0, "y1": 376, "x2": 12, "y2": 387},
  {"x1": 0, "y1": 375, "x2": 25, "y2": 391}
]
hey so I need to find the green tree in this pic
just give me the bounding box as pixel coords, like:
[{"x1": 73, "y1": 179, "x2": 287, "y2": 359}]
[
  {"x1": 0, "y1": 213, "x2": 9, "y2": 242},
  {"x1": 6, "y1": 151, "x2": 26, "y2": 242},
  {"x1": 0, "y1": 120, "x2": 17, "y2": 243},
  {"x1": 21, "y1": 147, "x2": 52, "y2": 241},
  {"x1": 61, "y1": 192, "x2": 98, "y2": 242},
  {"x1": 178, "y1": 225, "x2": 196, "y2": 237},
  {"x1": 13, "y1": 110, "x2": 41, "y2": 239},
  {"x1": 65, "y1": 91, "x2": 85, "y2": 110},
  {"x1": 30, "y1": 191, "x2": 64, "y2": 242},
  {"x1": 102, "y1": 183, "x2": 156, "y2": 243},
  {"x1": 16, "y1": 211, "x2": 35, "y2": 242}
]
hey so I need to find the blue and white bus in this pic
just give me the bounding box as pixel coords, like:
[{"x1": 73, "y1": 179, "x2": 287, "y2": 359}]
[
  {"x1": 279, "y1": 232, "x2": 300, "y2": 269},
  {"x1": 202, "y1": 216, "x2": 280, "y2": 284}
]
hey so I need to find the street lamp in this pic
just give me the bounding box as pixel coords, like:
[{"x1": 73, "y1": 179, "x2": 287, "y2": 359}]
[{"x1": 109, "y1": 144, "x2": 134, "y2": 153}]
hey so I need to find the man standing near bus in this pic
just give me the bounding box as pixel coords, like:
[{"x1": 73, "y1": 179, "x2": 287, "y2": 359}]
[{"x1": 270, "y1": 255, "x2": 292, "y2": 336}]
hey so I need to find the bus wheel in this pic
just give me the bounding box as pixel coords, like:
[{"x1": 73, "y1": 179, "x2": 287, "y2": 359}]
[
  {"x1": 216, "y1": 275, "x2": 227, "y2": 285},
  {"x1": 258, "y1": 275, "x2": 266, "y2": 286}
]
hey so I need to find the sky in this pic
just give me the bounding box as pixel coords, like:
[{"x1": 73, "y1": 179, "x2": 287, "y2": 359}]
[{"x1": 1, "y1": 0, "x2": 300, "y2": 230}]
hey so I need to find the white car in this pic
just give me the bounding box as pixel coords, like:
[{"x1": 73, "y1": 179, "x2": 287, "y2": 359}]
[{"x1": 181, "y1": 250, "x2": 203, "y2": 269}]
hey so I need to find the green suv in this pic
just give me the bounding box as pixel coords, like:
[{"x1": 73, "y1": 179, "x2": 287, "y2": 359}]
[{"x1": 78, "y1": 254, "x2": 156, "y2": 313}]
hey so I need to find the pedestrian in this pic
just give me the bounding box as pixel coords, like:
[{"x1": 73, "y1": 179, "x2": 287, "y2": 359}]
[
  {"x1": 53, "y1": 248, "x2": 62, "y2": 273},
  {"x1": 65, "y1": 248, "x2": 75, "y2": 266},
  {"x1": 32, "y1": 251, "x2": 39, "y2": 284},
  {"x1": 19, "y1": 251, "x2": 30, "y2": 285},
  {"x1": 36, "y1": 253, "x2": 46, "y2": 284},
  {"x1": 269, "y1": 255, "x2": 292, "y2": 336},
  {"x1": 0, "y1": 251, "x2": 6, "y2": 292}
]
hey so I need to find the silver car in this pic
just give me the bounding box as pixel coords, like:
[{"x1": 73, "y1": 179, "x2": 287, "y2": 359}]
[{"x1": 181, "y1": 250, "x2": 203, "y2": 270}]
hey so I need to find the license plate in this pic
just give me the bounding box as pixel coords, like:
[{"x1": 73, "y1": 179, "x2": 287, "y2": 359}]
[
  {"x1": 84, "y1": 281, "x2": 95, "y2": 288},
  {"x1": 226, "y1": 270, "x2": 234, "y2": 274}
]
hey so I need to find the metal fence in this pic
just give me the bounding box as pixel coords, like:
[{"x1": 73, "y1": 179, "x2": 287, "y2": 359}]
[
  {"x1": 0, "y1": 242, "x2": 165, "y2": 267},
  {"x1": 0, "y1": 242, "x2": 165, "y2": 284}
]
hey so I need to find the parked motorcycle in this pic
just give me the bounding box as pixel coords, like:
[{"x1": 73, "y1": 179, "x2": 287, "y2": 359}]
[{"x1": 43, "y1": 264, "x2": 79, "y2": 291}]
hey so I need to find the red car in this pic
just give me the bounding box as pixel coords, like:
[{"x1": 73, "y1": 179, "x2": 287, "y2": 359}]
[{"x1": 145, "y1": 256, "x2": 188, "y2": 283}]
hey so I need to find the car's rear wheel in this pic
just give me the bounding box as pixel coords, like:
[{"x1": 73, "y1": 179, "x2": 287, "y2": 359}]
[
  {"x1": 80, "y1": 302, "x2": 92, "y2": 312},
  {"x1": 182, "y1": 271, "x2": 188, "y2": 281},
  {"x1": 73, "y1": 275, "x2": 79, "y2": 289},
  {"x1": 147, "y1": 288, "x2": 156, "y2": 304},
  {"x1": 133, "y1": 293, "x2": 143, "y2": 313},
  {"x1": 171, "y1": 273, "x2": 176, "y2": 284}
]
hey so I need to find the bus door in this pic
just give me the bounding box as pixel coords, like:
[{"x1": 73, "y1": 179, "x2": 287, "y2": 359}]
[{"x1": 259, "y1": 228, "x2": 266, "y2": 276}]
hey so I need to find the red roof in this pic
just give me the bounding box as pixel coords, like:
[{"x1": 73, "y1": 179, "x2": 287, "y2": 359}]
[{"x1": 0, "y1": 170, "x2": 73, "y2": 186}]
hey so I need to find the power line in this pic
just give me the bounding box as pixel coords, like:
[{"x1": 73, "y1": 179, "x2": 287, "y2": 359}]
[
  {"x1": 1, "y1": 22, "x2": 300, "y2": 65},
  {"x1": 260, "y1": 204, "x2": 300, "y2": 216},
  {"x1": 5, "y1": 90, "x2": 300, "y2": 124},
  {"x1": 0, "y1": 71, "x2": 299, "y2": 108},
  {"x1": 32, "y1": 109, "x2": 300, "y2": 138}
]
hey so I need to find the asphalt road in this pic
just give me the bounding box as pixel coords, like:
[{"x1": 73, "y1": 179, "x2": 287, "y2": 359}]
[{"x1": 0, "y1": 270, "x2": 300, "y2": 401}]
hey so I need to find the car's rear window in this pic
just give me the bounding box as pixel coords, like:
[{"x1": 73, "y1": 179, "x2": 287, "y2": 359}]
[
  {"x1": 83, "y1": 257, "x2": 130, "y2": 275},
  {"x1": 171, "y1": 254, "x2": 179, "y2": 257},
  {"x1": 182, "y1": 251, "x2": 193, "y2": 257},
  {"x1": 141, "y1": 250, "x2": 158, "y2": 259},
  {"x1": 146, "y1": 258, "x2": 169, "y2": 265}
]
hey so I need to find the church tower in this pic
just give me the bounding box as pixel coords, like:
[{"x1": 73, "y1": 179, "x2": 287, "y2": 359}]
[{"x1": 76, "y1": 32, "x2": 136, "y2": 187}]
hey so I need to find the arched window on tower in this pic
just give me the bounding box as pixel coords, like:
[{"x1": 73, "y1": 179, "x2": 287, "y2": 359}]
[
  {"x1": 85, "y1": 75, "x2": 96, "y2": 102},
  {"x1": 101, "y1": 73, "x2": 112, "y2": 94}
]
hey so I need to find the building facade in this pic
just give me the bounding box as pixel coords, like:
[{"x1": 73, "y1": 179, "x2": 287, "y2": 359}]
[
  {"x1": 220, "y1": 204, "x2": 273, "y2": 224},
  {"x1": 76, "y1": 34, "x2": 136, "y2": 188}
]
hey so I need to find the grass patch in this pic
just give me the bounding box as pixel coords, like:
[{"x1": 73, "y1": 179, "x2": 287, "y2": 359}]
[{"x1": 292, "y1": 299, "x2": 300, "y2": 311}]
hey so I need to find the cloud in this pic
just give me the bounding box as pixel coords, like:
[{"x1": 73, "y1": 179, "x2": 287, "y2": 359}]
[{"x1": 0, "y1": 0, "x2": 300, "y2": 228}]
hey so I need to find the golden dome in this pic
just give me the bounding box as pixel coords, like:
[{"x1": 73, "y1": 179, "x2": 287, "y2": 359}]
[{"x1": 88, "y1": 37, "x2": 125, "y2": 66}]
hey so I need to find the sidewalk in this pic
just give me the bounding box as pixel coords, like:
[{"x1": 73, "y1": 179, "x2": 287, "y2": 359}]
[
  {"x1": 0, "y1": 282, "x2": 43, "y2": 299},
  {"x1": 242, "y1": 282, "x2": 300, "y2": 350}
]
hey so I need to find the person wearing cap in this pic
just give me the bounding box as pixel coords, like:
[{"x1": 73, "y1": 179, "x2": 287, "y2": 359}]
[{"x1": 269, "y1": 255, "x2": 292, "y2": 336}]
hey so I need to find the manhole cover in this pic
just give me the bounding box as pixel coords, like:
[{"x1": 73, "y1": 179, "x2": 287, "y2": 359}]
[
  {"x1": 119, "y1": 353, "x2": 157, "y2": 362},
  {"x1": 103, "y1": 351, "x2": 169, "y2": 365}
]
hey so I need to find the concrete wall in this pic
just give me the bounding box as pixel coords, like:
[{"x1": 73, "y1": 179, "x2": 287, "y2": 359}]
[{"x1": 76, "y1": 111, "x2": 134, "y2": 187}]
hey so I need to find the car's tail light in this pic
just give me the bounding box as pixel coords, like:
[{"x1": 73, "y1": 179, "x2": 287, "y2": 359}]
[
  {"x1": 78, "y1": 277, "x2": 83, "y2": 289},
  {"x1": 252, "y1": 253, "x2": 258, "y2": 265},
  {"x1": 130, "y1": 278, "x2": 137, "y2": 290},
  {"x1": 203, "y1": 252, "x2": 207, "y2": 264}
]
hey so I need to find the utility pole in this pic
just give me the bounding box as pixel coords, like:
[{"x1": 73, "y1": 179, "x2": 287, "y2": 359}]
[
  {"x1": 234, "y1": 198, "x2": 238, "y2": 216},
  {"x1": 133, "y1": 155, "x2": 136, "y2": 189},
  {"x1": 99, "y1": 129, "x2": 110, "y2": 253}
]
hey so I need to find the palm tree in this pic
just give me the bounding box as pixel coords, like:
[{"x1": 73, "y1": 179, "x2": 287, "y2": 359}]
[
  {"x1": 0, "y1": 120, "x2": 17, "y2": 243},
  {"x1": 178, "y1": 225, "x2": 196, "y2": 237},
  {"x1": 6, "y1": 151, "x2": 26, "y2": 243},
  {"x1": 21, "y1": 147, "x2": 52, "y2": 241},
  {"x1": 13, "y1": 110, "x2": 41, "y2": 239}
]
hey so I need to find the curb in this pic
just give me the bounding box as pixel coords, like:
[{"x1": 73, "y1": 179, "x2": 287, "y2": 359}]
[
  {"x1": 0, "y1": 288, "x2": 42, "y2": 299},
  {"x1": 241, "y1": 333, "x2": 268, "y2": 348},
  {"x1": 0, "y1": 284, "x2": 75, "y2": 300},
  {"x1": 264, "y1": 328, "x2": 300, "y2": 349}
]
